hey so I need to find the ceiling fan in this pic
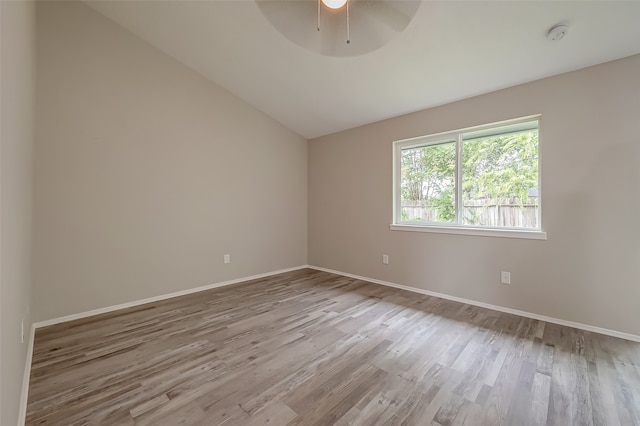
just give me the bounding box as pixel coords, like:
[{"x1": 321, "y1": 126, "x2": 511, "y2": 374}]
[{"x1": 255, "y1": 0, "x2": 422, "y2": 57}]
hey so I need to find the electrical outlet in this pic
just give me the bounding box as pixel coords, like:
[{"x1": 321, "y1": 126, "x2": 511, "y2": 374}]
[
  {"x1": 224, "y1": 254, "x2": 231, "y2": 264},
  {"x1": 501, "y1": 271, "x2": 511, "y2": 285},
  {"x1": 382, "y1": 254, "x2": 389, "y2": 264}
]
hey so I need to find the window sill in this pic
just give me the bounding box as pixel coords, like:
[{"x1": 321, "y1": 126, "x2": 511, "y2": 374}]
[{"x1": 390, "y1": 224, "x2": 547, "y2": 240}]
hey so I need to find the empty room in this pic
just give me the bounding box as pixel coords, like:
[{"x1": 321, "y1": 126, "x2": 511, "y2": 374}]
[{"x1": 1, "y1": 0, "x2": 639, "y2": 425}]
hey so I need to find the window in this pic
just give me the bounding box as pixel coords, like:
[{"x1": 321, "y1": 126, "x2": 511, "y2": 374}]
[{"x1": 392, "y1": 116, "x2": 545, "y2": 239}]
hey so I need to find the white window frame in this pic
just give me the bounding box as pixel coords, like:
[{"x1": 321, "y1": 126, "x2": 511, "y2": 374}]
[{"x1": 391, "y1": 115, "x2": 546, "y2": 240}]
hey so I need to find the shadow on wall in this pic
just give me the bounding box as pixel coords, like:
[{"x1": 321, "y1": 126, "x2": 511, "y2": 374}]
[
  {"x1": 582, "y1": 143, "x2": 640, "y2": 328},
  {"x1": 533, "y1": 142, "x2": 640, "y2": 334}
]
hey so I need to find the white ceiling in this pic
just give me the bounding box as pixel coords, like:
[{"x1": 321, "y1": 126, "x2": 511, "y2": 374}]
[{"x1": 84, "y1": 1, "x2": 640, "y2": 139}]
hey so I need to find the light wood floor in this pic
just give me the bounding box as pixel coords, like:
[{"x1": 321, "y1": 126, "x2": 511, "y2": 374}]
[{"x1": 27, "y1": 268, "x2": 640, "y2": 425}]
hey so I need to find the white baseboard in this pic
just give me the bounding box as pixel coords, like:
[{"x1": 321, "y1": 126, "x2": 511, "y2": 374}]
[
  {"x1": 18, "y1": 324, "x2": 35, "y2": 426},
  {"x1": 34, "y1": 265, "x2": 309, "y2": 329},
  {"x1": 307, "y1": 265, "x2": 640, "y2": 343}
]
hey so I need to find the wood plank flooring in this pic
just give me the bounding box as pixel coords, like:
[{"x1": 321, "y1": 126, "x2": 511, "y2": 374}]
[{"x1": 26, "y1": 268, "x2": 640, "y2": 425}]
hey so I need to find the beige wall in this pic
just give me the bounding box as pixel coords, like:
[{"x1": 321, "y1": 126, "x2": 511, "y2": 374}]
[
  {"x1": 1, "y1": 1, "x2": 36, "y2": 424},
  {"x1": 309, "y1": 54, "x2": 640, "y2": 336},
  {"x1": 34, "y1": 2, "x2": 307, "y2": 321}
]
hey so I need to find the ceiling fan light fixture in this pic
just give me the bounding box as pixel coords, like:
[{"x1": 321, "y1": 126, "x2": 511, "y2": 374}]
[{"x1": 322, "y1": 0, "x2": 347, "y2": 10}]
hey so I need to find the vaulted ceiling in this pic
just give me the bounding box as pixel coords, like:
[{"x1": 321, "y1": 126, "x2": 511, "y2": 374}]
[{"x1": 84, "y1": 1, "x2": 640, "y2": 139}]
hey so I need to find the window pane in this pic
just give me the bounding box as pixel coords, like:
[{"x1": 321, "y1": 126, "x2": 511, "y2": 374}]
[
  {"x1": 462, "y1": 127, "x2": 539, "y2": 228},
  {"x1": 401, "y1": 142, "x2": 456, "y2": 223}
]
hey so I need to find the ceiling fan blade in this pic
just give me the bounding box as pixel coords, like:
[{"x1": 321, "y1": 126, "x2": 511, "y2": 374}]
[
  {"x1": 255, "y1": 0, "x2": 420, "y2": 57},
  {"x1": 350, "y1": 0, "x2": 419, "y2": 32}
]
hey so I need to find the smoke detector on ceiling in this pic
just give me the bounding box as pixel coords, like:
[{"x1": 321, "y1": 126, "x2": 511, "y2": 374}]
[{"x1": 547, "y1": 24, "x2": 569, "y2": 41}]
